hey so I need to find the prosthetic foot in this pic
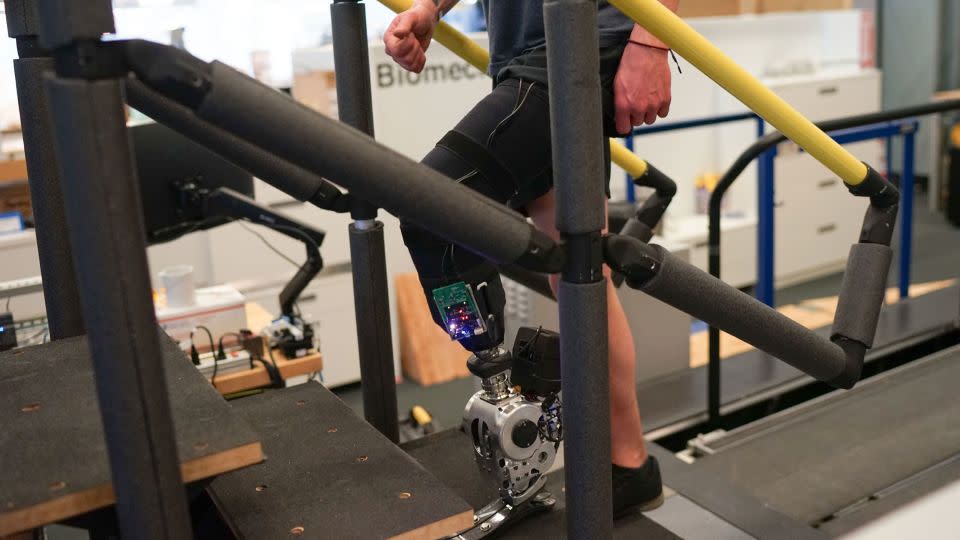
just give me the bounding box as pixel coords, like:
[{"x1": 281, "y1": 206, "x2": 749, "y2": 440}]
[{"x1": 455, "y1": 327, "x2": 564, "y2": 538}]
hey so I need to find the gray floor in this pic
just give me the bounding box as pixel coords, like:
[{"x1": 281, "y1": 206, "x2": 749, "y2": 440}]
[
  {"x1": 335, "y1": 372, "x2": 476, "y2": 432},
  {"x1": 646, "y1": 491, "x2": 753, "y2": 540},
  {"x1": 334, "y1": 191, "x2": 960, "y2": 431}
]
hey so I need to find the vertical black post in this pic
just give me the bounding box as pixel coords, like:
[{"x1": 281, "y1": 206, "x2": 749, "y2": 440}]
[
  {"x1": 707, "y1": 213, "x2": 722, "y2": 426},
  {"x1": 331, "y1": 0, "x2": 400, "y2": 444},
  {"x1": 35, "y1": 1, "x2": 192, "y2": 537},
  {"x1": 543, "y1": 1, "x2": 612, "y2": 538},
  {"x1": 5, "y1": 0, "x2": 84, "y2": 339}
]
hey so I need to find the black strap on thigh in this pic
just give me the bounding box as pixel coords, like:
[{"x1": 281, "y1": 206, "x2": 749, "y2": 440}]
[{"x1": 437, "y1": 130, "x2": 518, "y2": 202}]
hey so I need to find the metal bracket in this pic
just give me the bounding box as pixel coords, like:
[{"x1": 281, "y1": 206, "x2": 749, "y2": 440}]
[{"x1": 450, "y1": 488, "x2": 556, "y2": 540}]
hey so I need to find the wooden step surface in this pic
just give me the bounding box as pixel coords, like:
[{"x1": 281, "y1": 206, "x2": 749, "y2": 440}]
[
  {"x1": 208, "y1": 382, "x2": 474, "y2": 540},
  {"x1": 0, "y1": 332, "x2": 263, "y2": 536}
]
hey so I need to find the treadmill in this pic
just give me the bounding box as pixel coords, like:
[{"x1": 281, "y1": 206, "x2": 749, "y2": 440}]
[{"x1": 659, "y1": 289, "x2": 960, "y2": 537}]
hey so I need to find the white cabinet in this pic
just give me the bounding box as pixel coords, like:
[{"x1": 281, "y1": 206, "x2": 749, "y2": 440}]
[
  {"x1": 656, "y1": 62, "x2": 883, "y2": 289},
  {"x1": 147, "y1": 231, "x2": 214, "y2": 289},
  {"x1": 242, "y1": 272, "x2": 364, "y2": 388},
  {"x1": 766, "y1": 70, "x2": 882, "y2": 123},
  {"x1": 299, "y1": 273, "x2": 364, "y2": 388},
  {"x1": 773, "y1": 141, "x2": 878, "y2": 284},
  {"x1": 663, "y1": 214, "x2": 758, "y2": 289},
  {"x1": 0, "y1": 231, "x2": 45, "y2": 319},
  {"x1": 766, "y1": 70, "x2": 883, "y2": 285}
]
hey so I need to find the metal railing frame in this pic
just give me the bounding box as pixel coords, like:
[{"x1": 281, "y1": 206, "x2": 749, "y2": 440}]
[{"x1": 706, "y1": 99, "x2": 960, "y2": 426}]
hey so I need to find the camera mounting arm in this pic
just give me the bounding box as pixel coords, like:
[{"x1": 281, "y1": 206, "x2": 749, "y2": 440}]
[{"x1": 178, "y1": 182, "x2": 325, "y2": 320}]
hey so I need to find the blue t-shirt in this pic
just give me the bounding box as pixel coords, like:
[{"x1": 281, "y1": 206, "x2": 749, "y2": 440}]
[{"x1": 480, "y1": 1, "x2": 634, "y2": 77}]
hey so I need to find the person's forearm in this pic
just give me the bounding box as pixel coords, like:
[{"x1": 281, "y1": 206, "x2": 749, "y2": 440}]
[
  {"x1": 414, "y1": 0, "x2": 460, "y2": 21},
  {"x1": 628, "y1": 0, "x2": 679, "y2": 49}
]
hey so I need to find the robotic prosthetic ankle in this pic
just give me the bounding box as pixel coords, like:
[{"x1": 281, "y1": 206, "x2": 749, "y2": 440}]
[
  {"x1": 459, "y1": 329, "x2": 563, "y2": 538},
  {"x1": 431, "y1": 281, "x2": 562, "y2": 538}
]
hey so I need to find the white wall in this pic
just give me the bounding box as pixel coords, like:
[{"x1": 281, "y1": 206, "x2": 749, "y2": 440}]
[
  {"x1": 0, "y1": 0, "x2": 407, "y2": 127},
  {"x1": 111, "y1": 0, "x2": 401, "y2": 87},
  {"x1": 880, "y1": 0, "x2": 940, "y2": 177}
]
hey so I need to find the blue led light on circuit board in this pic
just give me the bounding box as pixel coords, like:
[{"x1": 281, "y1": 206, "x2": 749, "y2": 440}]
[{"x1": 432, "y1": 282, "x2": 487, "y2": 342}]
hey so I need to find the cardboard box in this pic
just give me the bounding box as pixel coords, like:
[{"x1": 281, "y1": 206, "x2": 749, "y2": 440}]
[
  {"x1": 677, "y1": 0, "x2": 755, "y2": 18},
  {"x1": 0, "y1": 161, "x2": 31, "y2": 219},
  {"x1": 0, "y1": 181, "x2": 30, "y2": 220},
  {"x1": 395, "y1": 272, "x2": 471, "y2": 386},
  {"x1": 676, "y1": 0, "x2": 852, "y2": 17},
  {"x1": 292, "y1": 70, "x2": 338, "y2": 118},
  {"x1": 757, "y1": 0, "x2": 853, "y2": 13}
]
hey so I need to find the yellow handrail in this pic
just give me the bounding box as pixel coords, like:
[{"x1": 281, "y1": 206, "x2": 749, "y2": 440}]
[
  {"x1": 608, "y1": 0, "x2": 869, "y2": 185},
  {"x1": 377, "y1": 0, "x2": 650, "y2": 179}
]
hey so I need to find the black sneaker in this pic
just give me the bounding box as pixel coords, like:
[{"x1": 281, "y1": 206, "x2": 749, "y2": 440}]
[{"x1": 612, "y1": 455, "x2": 664, "y2": 517}]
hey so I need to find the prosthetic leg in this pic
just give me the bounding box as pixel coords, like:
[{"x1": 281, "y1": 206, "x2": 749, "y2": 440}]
[
  {"x1": 430, "y1": 280, "x2": 562, "y2": 538},
  {"x1": 411, "y1": 148, "x2": 679, "y2": 539},
  {"x1": 459, "y1": 328, "x2": 564, "y2": 538}
]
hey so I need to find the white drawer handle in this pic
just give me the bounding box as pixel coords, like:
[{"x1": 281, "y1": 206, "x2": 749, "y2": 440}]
[
  {"x1": 817, "y1": 224, "x2": 837, "y2": 235},
  {"x1": 299, "y1": 293, "x2": 318, "y2": 302},
  {"x1": 818, "y1": 178, "x2": 839, "y2": 189},
  {"x1": 268, "y1": 200, "x2": 302, "y2": 210},
  {"x1": 818, "y1": 86, "x2": 839, "y2": 95}
]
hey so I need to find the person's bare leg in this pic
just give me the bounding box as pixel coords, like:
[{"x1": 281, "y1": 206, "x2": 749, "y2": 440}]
[{"x1": 526, "y1": 189, "x2": 647, "y2": 468}]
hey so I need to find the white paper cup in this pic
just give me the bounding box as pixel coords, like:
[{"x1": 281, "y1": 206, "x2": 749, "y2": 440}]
[{"x1": 159, "y1": 265, "x2": 195, "y2": 308}]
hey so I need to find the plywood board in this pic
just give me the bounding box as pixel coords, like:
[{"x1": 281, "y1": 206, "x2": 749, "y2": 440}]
[
  {"x1": 0, "y1": 333, "x2": 263, "y2": 536},
  {"x1": 396, "y1": 273, "x2": 470, "y2": 385},
  {"x1": 209, "y1": 383, "x2": 474, "y2": 540}
]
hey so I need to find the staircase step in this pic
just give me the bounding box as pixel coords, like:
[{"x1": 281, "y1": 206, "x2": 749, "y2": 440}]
[
  {"x1": 209, "y1": 382, "x2": 474, "y2": 539},
  {"x1": 0, "y1": 332, "x2": 263, "y2": 536}
]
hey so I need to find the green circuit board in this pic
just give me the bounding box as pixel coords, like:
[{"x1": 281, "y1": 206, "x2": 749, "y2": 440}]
[{"x1": 431, "y1": 281, "x2": 487, "y2": 341}]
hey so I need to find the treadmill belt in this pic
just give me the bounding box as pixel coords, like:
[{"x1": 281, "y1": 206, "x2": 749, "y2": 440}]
[{"x1": 692, "y1": 345, "x2": 960, "y2": 524}]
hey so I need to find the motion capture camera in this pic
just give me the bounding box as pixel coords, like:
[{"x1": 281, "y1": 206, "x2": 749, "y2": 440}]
[{"x1": 261, "y1": 316, "x2": 315, "y2": 358}]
